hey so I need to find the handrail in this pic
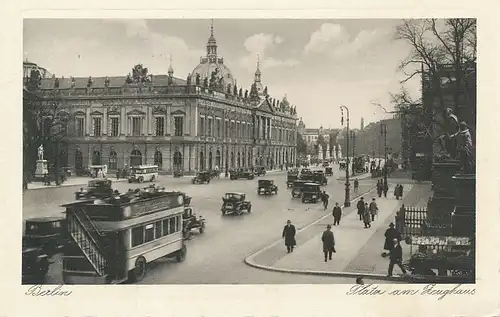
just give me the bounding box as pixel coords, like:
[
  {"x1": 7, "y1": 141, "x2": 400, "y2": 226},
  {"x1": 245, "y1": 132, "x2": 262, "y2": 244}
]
[{"x1": 71, "y1": 208, "x2": 106, "y2": 257}]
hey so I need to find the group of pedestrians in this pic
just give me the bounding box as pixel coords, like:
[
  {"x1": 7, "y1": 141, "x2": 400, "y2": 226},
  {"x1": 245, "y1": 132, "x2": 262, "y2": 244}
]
[
  {"x1": 376, "y1": 179, "x2": 389, "y2": 198},
  {"x1": 356, "y1": 197, "x2": 379, "y2": 229}
]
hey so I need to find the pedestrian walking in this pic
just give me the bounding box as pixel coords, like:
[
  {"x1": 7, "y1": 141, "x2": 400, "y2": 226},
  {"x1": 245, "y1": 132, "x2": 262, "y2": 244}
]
[
  {"x1": 394, "y1": 184, "x2": 401, "y2": 200},
  {"x1": 376, "y1": 180, "x2": 382, "y2": 198},
  {"x1": 321, "y1": 224, "x2": 336, "y2": 262},
  {"x1": 369, "y1": 198, "x2": 378, "y2": 222},
  {"x1": 332, "y1": 202, "x2": 342, "y2": 226},
  {"x1": 322, "y1": 191, "x2": 330, "y2": 211},
  {"x1": 399, "y1": 184, "x2": 404, "y2": 199},
  {"x1": 282, "y1": 220, "x2": 296, "y2": 253},
  {"x1": 356, "y1": 197, "x2": 365, "y2": 221},
  {"x1": 354, "y1": 178, "x2": 359, "y2": 193},
  {"x1": 387, "y1": 238, "x2": 407, "y2": 277},
  {"x1": 383, "y1": 181, "x2": 389, "y2": 198},
  {"x1": 383, "y1": 222, "x2": 401, "y2": 256},
  {"x1": 362, "y1": 205, "x2": 371, "y2": 228}
]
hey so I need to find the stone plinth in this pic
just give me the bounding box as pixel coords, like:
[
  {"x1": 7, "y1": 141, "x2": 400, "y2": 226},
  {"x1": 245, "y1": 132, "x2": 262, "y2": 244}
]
[
  {"x1": 34, "y1": 160, "x2": 48, "y2": 179},
  {"x1": 431, "y1": 160, "x2": 460, "y2": 197},
  {"x1": 451, "y1": 174, "x2": 476, "y2": 237}
]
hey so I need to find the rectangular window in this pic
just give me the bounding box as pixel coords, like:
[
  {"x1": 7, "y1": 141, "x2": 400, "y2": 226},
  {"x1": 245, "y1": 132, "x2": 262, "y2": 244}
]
[
  {"x1": 132, "y1": 117, "x2": 141, "y2": 136},
  {"x1": 176, "y1": 216, "x2": 181, "y2": 232},
  {"x1": 169, "y1": 217, "x2": 176, "y2": 234},
  {"x1": 174, "y1": 116, "x2": 183, "y2": 136},
  {"x1": 207, "y1": 118, "x2": 213, "y2": 136},
  {"x1": 76, "y1": 117, "x2": 84, "y2": 137},
  {"x1": 144, "y1": 223, "x2": 155, "y2": 243},
  {"x1": 216, "y1": 119, "x2": 221, "y2": 138},
  {"x1": 131, "y1": 226, "x2": 144, "y2": 247},
  {"x1": 155, "y1": 116, "x2": 165, "y2": 136},
  {"x1": 93, "y1": 117, "x2": 102, "y2": 136},
  {"x1": 162, "y1": 219, "x2": 169, "y2": 236},
  {"x1": 200, "y1": 116, "x2": 205, "y2": 136},
  {"x1": 155, "y1": 221, "x2": 162, "y2": 239},
  {"x1": 224, "y1": 120, "x2": 229, "y2": 138},
  {"x1": 110, "y1": 117, "x2": 119, "y2": 137}
]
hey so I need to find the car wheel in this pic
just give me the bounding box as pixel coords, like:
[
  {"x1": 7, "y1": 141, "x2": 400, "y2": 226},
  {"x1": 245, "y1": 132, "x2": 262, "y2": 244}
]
[
  {"x1": 138, "y1": 177, "x2": 144, "y2": 183},
  {"x1": 221, "y1": 210, "x2": 226, "y2": 215},
  {"x1": 128, "y1": 180, "x2": 132, "y2": 183},
  {"x1": 176, "y1": 244, "x2": 187, "y2": 262},
  {"x1": 247, "y1": 205, "x2": 252, "y2": 213},
  {"x1": 128, "y1": 256, "x2": 147, "y2": 282}
]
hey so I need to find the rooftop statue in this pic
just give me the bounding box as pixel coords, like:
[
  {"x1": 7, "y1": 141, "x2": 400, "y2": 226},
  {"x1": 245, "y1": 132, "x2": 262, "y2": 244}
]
[{"x1": 195, "y1": 73, "x2": 201, "y2": 86}]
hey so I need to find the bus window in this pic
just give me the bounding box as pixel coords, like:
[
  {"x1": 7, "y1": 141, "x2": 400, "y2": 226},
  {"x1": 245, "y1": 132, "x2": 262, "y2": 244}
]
[
  {"x1": 131, "y1": 226, "x2": 144, "y2": 247},
  {"x1": 144, "y1": 223, "x2": 154, "y2": 243},
  {"x1": 169, "y1": 217, "x2": 176, "y2": 234},
  {"x1": 155, "y1": 221, "x2": 162, "y2": 239},
  {"x1": 162, "y1": 218, "x2": 169, "y2": 236},
  {"x1": 176, "y1": 216, "x2": 181, "y2": 232}
]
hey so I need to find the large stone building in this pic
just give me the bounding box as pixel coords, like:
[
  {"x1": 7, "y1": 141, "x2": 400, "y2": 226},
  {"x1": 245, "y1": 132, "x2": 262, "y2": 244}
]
[{"x1": 35, "y1": 24, "x2": 298, "y2": 174}]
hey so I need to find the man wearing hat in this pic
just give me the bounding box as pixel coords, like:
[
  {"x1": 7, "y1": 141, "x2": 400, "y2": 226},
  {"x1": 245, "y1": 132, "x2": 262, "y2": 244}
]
[
  {"x1": 383, "y1": 222, "x2": 401, "y2": 255},
  {"x1": 321, "y1": 224, "x2": 336, "y2": 262},
  {"x1": 282, "y1": 220, "x2": 296, "y2": 253},
  {"x1": 388, "y1": 238, "x2": 407, "y2": 277},
  {"x1": 356, "y1": 197, "x2": 365, "y2": 221}
]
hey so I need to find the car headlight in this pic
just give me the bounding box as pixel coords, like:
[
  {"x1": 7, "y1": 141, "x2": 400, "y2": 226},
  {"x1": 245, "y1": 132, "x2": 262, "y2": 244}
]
[{"x1": 312, "y1": 195, "x2": 316, "y2": 198}]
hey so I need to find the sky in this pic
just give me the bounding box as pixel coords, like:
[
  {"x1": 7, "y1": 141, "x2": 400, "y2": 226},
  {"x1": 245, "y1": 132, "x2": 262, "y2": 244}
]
[{"x1": 23, "y1": 19, "x2": 422, "y2": 129}]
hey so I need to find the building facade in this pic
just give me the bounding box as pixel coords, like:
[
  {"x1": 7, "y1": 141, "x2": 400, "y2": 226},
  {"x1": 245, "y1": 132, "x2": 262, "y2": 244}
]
[{"x1": 36, "y1": 25, "x2": 298, "y2": 174}]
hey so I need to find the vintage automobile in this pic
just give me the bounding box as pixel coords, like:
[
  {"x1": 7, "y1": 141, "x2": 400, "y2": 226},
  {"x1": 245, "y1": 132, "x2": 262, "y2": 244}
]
[
  {"x1": 312, "y1": 171, "x2": 328, "y2": 185},
  {"x1": 128, "y1": 165, "x2": 159, "y2": 183},
  {"x1": 24, "y1": 217, "x2": 66, "y2": 256},
  {"x1": 173, "y1": 169, "x2": 183, "y2": 177},
  {"x1": 221, "y1": 192, "x2": 252, "y2": 215},
  {"x1": 325, "y1": 167, "x2": 333, "y2": 176},
  {"x1": 182, "y1": 192, "x2": 192, "y2": 206},
  {"x1": 257, "y1": 179, "x2": 278, "y2": 195},
  {"x1": 89, "y1": 164, "x2": 108, "y2": 178},
  {"x1": 339, "y1": 159, "x2": 347, "y2": 170},
  {"x1": 254, "y1": 166, "x2": 267, "y2": 176},
  {"x1": 291, "y1": 180, "x2": 309, "y2": 198},
  {"x1": 182, "y1": 207, "x2": 206, "y2": 238},
  {"x1": 22, "y1": 237, "x2": 51, "y2": 281},
  {"x1": 300, "y1": 168, "x2": 312, "y2": 176},
  {"x1": 286, "y1": 172, "x2": 299, "y2": 188},
  {"x1": 192, "y1": 171, "x2": 211, "y2": 184},
  {"x1": 301, "y1": 183, "x2": 323, "y2": 203},
  {"x1": 75, "y1": 179, "x2": 113, "y2": 200},
  {"x1": 230, "y1": 168, "x2": 255, "y2": 180}
]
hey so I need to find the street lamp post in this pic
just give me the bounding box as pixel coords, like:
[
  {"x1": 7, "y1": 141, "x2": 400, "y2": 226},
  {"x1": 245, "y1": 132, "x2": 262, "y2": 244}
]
[
  {"x1": 380, "y1": 123, "x2": 388, "y2": 184},
  {"x1": 351, "y1": 131, "x2": 356, "y2": 177},
  {"x1": 340, "y1": 105, "x2": 350, "y2": 207}
]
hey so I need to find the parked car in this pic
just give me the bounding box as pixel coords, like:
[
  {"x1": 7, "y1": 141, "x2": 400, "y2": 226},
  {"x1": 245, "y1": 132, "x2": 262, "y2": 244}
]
[
  {"x1": 286, "y1": 172, "x2": 299, "y2": 188},
  {"x1": 257, "y1": 179, "x2": 278, "y2": 195},
  {"x1": 22, "y1": 237, "x2": 50, "y2": 282},
  {"x1": 221, "y1": 192, "x2": 252, "y2": 215},
  {"x1": 23, "y1": 217, "x2": 66, "y2": 257},
  {"x1": 75, "y1": 179, "x2": 113, "y2": 200},
  {"x1": 182, "y1": 207, "x2": 206, "y2": 238},
  {"x1": 312, "y1": 170, "x2": 328, "y2": 185},
  {"x1": 325, "y1": 167, "x2": 333, "y2": 176},
  {"x1": 230, "y1": 169, "x2": 255, "y2": 180},
  {"x1": 254, "y1": 166, "x2": 267, "y2": 176},
  {"x1": 291, "y1": 180, "x2": 309, "y2": 198},
  {"x1": 192, "y1": 171, "x2": 211, "y2": 184},
  {"x1": 301, "y1": 183, "x2": 323, "y2": 203}
]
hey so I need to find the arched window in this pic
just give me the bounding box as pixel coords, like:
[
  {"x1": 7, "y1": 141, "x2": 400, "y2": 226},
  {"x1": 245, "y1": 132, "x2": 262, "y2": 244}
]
[
  {"x1": 215, "y1": 150, "x2": 221, "y2": 168},
  {"x1": 237, "y1": 152, "x2": 241, "y2": 168},
  {"x1": 154, "y1": 151, "x2": 163, "y2": 170},
  {"x1": 75, "y1": 150, "x2": 83, "y2": 171},
  {"x1": 199, "y1": 151, "x2": 205, "y2": 171},
  {"x1": 173, "y1": 151, "x2": 182, "y2": 171},
  {"x1": 109, "y1": 151, "x2": 117, "y2": 169},
  {"x1": 130, "y1": 149, "x2": 142, "y2": 167},
  {"x1": 208, "y1": 151, "x2": 213, "y2": 170},
  {"x1": 92, "y1": 151, "x2": 101, "y2": 165}
]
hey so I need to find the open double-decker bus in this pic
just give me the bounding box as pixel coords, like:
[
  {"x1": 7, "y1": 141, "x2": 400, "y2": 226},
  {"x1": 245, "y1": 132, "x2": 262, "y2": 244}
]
[{"x1": 62, "y1": 188, "x2": 186, "y2": 284}]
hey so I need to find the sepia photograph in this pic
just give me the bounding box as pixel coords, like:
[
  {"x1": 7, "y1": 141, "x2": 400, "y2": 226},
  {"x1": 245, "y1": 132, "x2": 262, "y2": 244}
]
[{"x1": 22, "y1": 18, "x2": 477, "y2": 286}]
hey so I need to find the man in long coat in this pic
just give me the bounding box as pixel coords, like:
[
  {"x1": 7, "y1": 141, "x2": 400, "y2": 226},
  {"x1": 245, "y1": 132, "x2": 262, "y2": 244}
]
[
  {"x1": 321, "y1": 224, "x2": 335, "y2": 262},
  {"x1": 356, "y1": 197, "x2": 365, "y2": 221},
  {"x1": 383, "y1": 223, "x2": 401, "y2": 253},
  {"x1": 282, "y1": 220, "x2": 296, "y2": 253},
  {"x1": 332, "y1": 202, "x2": 342, "y2": 226}
]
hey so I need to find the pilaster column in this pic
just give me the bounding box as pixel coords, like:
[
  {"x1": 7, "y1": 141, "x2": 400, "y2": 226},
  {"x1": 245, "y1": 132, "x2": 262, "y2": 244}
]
[
  {"x1": 85, "y1": 107, "x2": 91, "y2": 136},
  {"x1": 120, "y1": 107, "x2": 126, "y2": 135},
  {"x1": 103, "y1": 107, "x2": 108, "y2": 135}
]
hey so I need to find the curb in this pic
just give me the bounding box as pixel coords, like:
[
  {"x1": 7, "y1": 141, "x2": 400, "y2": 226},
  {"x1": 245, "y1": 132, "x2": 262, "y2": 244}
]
[
  {"x1": 243, "y1": 186, "x2": 406, "y2": 282},
  {"x1": 26, "y1": 178, "x2": 129, "y2": 191}
]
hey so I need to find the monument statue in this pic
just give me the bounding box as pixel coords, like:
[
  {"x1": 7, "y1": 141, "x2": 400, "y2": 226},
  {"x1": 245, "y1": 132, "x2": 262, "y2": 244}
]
[
  {"x1": 38, "y1": 145, "x2": 44, "y2": 161},
  {"x1": 456, "y1": 121, "x2": 474, "y2": 173},
  {"x1": 437, "y1": 107, "x2": 460, "y2": 158}
]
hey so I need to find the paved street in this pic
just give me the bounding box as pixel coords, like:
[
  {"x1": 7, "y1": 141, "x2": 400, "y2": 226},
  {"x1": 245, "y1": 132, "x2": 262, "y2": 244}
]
[{"x1": 24, "y1": 166, "x2": 403, "y2": 284}]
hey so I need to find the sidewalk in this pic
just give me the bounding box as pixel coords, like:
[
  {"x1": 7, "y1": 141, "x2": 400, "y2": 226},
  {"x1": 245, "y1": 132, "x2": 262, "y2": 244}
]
[
  {"x1": 246, "y1": 183, "x2": 432, "y2": 282},
  {"x1": 337, "y1": 172, "x2": 371, "y2": 181},
  {"x1": 26, "y1": 177, "x2": 128, "y2": 190}
]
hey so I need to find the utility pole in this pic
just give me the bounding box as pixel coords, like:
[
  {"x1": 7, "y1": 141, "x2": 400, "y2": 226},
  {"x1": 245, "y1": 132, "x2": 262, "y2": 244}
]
[{"x1": 340, "y1": 105, "x2": 350, "y2": 207}]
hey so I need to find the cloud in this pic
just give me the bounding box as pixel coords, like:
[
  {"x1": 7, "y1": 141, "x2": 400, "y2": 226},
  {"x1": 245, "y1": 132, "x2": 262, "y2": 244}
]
[
  {"x1": 304, "y1": 23, "x2": 393, "y2": 58},
  {"x1": 239, "y1": 33, "x2": 299, "y2": 71}
]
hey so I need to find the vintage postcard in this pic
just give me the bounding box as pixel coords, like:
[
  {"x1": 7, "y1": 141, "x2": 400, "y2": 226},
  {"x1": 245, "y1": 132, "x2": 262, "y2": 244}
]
[{"x1": 3, "y1": 1, "x2": 500, "y2": 316}]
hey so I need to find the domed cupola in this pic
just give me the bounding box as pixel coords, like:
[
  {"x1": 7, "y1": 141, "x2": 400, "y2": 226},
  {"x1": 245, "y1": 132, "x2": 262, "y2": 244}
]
[{"x1": 191, "y1": 19, "x2": 236, "y2": 90}]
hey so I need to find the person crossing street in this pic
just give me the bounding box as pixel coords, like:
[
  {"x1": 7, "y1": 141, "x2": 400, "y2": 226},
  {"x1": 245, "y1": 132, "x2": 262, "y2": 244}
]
[{"x1": 356, "y1": 197, "x2": 365, "y2": 221}]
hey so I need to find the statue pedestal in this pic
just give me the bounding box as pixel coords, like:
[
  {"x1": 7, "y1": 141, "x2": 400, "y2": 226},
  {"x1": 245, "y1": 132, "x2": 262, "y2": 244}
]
[
  {"x1": 34, "y1": 160, "x2": 49, "y2": 179},
  {"x1": 451, "y1": 174, "x2": 475, "y2": 237}
]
